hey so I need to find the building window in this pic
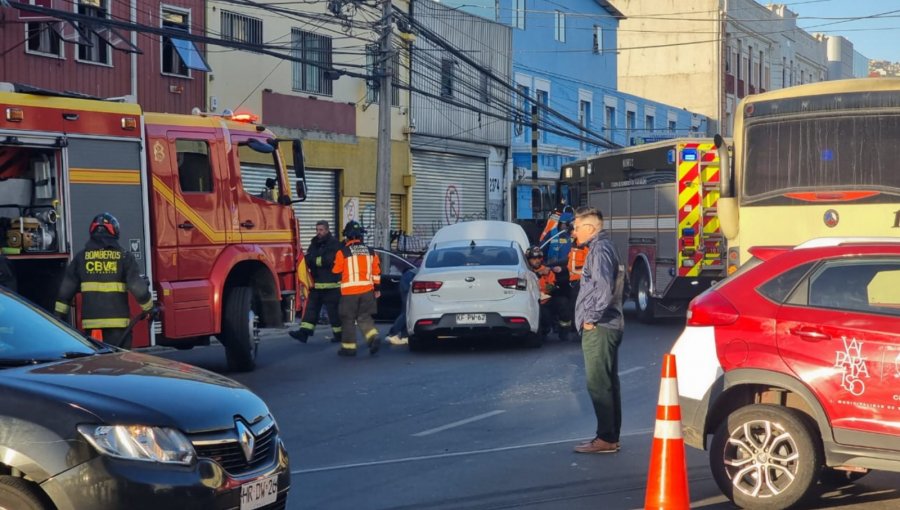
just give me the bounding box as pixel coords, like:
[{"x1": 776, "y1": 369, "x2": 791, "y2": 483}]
[
  {"x1": 554, "y1": 11, "x2": 566, "y2": 43},
  {"x1": 76, "y1": 0, "x2": 110, "y2": 65},
  {"x1": 645, "y1": 114, "x2": 654, "y2": 130},
  {"x1": 593, "y1": 26, "x2": 602, "y2": 54},
  {"x1": 221, "y1": 11, "x2": 262, "y2": 45},
  {"x1": 292, "y1": 29, "x2": 333, "y2": 95},
  {"x1": 480, "y1": 73, "x2": 490, "y2": 105},
  {"x1": 668, "y1": 120, "x2": 677, "y2": 132},
  {"x1": 366, "y1": 44, "x2": 399, "y2": 106},
  {"x1": 162, "y1": 7, "x2": 209, "y2": 76},
  {"x1": 513, "y1": 0, "x2": 525, "y2": 30},
  {"x1": 515, "y1": 84, "x2": 529, "y2": 138},
  {"x1": 26, "y1": 20, "x2": 62, "y2": 57},
  {"x1": 764, "y1": 64, "x2": 770, "y2": 90},
  {"x1": 579, "y1": 100, "x2": 592, "y2": 150},
  {"x1": 440, "y1": 58, "x2": 455, "y2": 97},
  {"x1": 626, "y1": 110, "x2": 635, "y2": 141},
  {"x1": 536, "y1": 89, "x2": 549, "y2": 142},
  {"x1": 605, "y1": 106, "x2": 615, "y2": 137}
]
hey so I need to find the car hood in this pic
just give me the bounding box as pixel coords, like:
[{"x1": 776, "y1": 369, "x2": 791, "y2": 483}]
[{"x1": 1, "y1": 352, "x2": 268, "y2": 433}]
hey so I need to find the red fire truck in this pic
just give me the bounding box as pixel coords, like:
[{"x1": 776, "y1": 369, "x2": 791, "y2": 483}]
[
  {"x1": 0, "y1": 85, "x2": 307, "y2": 371},
  {"x1": 561, "y1": 138, "x2": 727, "y2": 322}
]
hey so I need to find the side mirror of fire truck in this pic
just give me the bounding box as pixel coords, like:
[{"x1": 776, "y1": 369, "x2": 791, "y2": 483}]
[{"x1": 291, "y1": 139, "x2": 308, "y2": 203}]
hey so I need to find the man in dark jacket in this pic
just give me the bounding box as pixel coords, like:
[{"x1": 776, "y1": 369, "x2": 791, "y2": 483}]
[
  {"x1": 0, "y1": 254, "x2": 16, "y2": 293},
  {"x1": 54, "y1": 212, "x2": 153, "y2": 349},
  {"x1": 571, "y1": 207, "x2": 625, "y2": 454},
  {"x1": 289, "y1": 220, "x2": 343, "y2": 343}
]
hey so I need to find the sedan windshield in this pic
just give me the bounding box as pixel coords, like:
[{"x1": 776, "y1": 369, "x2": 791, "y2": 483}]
[
  {"x1": 0, "y1": 290, "x2": 101, "y2": 363},
  {"x1": 425, "y1": 246, "x2": 519, "y2": 268}
]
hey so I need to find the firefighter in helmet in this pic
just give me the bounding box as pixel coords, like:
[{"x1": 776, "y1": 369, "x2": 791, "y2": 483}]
[
  {"x1": 332, "y1": 220, "x2": 382, "y2": 357},
  {"x1": 526, "y1": 244, "x2": 571, "y2": 341},
  {"x1": 54, "y1": 213, "x2": 154, "y2": 349}
]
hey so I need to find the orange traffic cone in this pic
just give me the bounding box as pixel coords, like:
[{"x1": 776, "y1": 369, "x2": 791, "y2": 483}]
[
  {"x1": 644, "y1": 353, "x2": 690, "y2": 510},
  {"x1": 90, "y1": 329, "x2": 104, "y2": 341}
]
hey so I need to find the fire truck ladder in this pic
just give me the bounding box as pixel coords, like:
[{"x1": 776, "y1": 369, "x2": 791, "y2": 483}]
[{"x1": 697, "y1": 150, "x2": 724, "y2": 272}]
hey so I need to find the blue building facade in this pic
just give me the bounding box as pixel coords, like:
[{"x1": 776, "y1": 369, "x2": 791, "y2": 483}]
[{"x1": 435, "y1": 0, "x2": 708, "y2": 225}]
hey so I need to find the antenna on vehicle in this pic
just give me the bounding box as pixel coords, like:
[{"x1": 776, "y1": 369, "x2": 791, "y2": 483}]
[{"x1": 469, "y1": 240, "x2": 476, "y2": 249}]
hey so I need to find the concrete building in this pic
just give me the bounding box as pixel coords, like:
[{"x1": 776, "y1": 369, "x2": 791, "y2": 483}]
[
  {"x1": 205, "y1": 1, "x2": 412, "y2": 244},
  {"x1": 408, "y1": 0, "x2": 512, "y2": 243},
  {"x1": 614, "y1": 0, "x2": 841, "y2": 136},
  {"x1": 0, "y1": 0, "x2": 207, "y2": 113}
]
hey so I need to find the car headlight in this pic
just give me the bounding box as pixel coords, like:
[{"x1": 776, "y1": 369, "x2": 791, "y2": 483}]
[{"x1": 78, "y1": 425, "x2": 195, "y2": 465}]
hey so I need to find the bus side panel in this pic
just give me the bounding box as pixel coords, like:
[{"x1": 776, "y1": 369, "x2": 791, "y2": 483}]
[{"x1": 67, "y1": 138, "x2": 151, "y2": 347}]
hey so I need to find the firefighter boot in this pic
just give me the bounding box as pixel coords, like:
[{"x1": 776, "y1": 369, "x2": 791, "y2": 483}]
[
  {"x1": 288, "y1": 329, "x2": 310, "y2": 343},
  {"x1": 337, "y1": 347, "x2": 357, "y2": 357},
  {"x1": 367, "y1": 330, "x2": 382, "y2": 355}
]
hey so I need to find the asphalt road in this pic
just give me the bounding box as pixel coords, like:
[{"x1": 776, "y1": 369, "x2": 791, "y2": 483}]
[{"x1": 158, "y1": 310, "x2": 900, "y2": 510}]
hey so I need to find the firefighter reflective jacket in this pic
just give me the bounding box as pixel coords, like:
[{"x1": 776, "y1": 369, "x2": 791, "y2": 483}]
[
  {"x1": 54, "y1": 236, "x2": 153, "y2": 329},
  {"x1": 332, "y1": 239, "x2": 381, "y2": 295},
  {"x1": 568, "y1": 244, "x2": 587, "y2": 282},
  {"x1": 533, "y1": 264, "x2": 556, "y2": 304},
  {"x1": 305, "y1": 232, "x2": 341, "y2": 289}
]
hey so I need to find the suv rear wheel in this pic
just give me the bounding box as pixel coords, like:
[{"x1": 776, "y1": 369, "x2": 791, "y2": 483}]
[{"x1": 710, "y1": 404, "x2": 821, "y2": 510}]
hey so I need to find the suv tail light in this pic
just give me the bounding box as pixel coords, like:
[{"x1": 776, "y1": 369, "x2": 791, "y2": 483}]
[
  {"x1": 498, "y1": 277, "x2": 527, "y2": 290},
  {"x1": 412, "y1": 281, "x2": 442, "y2": 293},
  {"x1": 687, "y1": 290, "x2": 739, "y2": 326}
]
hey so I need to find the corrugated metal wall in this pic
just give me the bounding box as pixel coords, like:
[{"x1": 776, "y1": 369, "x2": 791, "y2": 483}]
[
  {"x1": 241, "y1": 166, "x2": 337, "y2": 244},
  {"x1": 411, "y1": 151, "x2": 486, "y2": 244},
  {"x1": 358, "y1": 193, "x2": 401, "y2": 246}
]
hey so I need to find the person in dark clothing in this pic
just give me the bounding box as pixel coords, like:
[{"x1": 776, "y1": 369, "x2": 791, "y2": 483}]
[
  {"x1": 54, "y1": 212, "x2": 154, "y2": 349},
  {"x1": 571, "y1": 207, "x2": 625, "y2": 454},
  {"x1": 0, "y1": 254, "x2": 16, "y2": 293},
  {"x1": 289, "y1": 220, "x2": 343, "y2": 343},
  {"x1": 386, "y1": 266, "x2": 416, "y2": 345}
]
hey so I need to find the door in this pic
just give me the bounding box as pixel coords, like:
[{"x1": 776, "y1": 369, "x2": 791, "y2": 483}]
[
  {"x1": 776, "y1": 258, "x2": 900, "y2": 444},
  {"x1": 168, "y1": 133, "x2": 230, "y2": 282}
]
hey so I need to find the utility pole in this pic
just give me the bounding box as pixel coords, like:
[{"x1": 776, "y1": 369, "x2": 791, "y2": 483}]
[{"x1": 375, "y1": 0, "x2": 393, "y2": 251}]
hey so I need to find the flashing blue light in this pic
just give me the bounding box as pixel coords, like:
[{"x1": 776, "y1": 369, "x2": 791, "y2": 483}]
[
  {"x1": 681, "y1": 148, "x2": 698, "y2": 162},
  {"x1": 667, "y1": 149, "x2": 675, "y2": 164},
  {"x1": 821, "y1": 149, "x2": 834, "y2": 162},
  {"x1": 682, "y1": 228, "x2": 696, "y2": 237}
]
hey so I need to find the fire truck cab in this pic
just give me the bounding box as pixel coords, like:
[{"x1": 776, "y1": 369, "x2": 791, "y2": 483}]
[{"x1": 0, "y1": 84, "x2": 306, "y2": 371}]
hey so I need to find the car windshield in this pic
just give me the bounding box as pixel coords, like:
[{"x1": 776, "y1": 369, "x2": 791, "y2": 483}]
[
  {"x1": 0, "y1": 290, "x2": 102, "y2": 364},
  {"x1": 425, "y1": 246, "x2": 519, "y2": 268}
]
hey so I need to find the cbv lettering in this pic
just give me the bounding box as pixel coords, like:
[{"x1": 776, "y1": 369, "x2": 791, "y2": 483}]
[{"x1": 85, "y1": 261, "x2": 118, "y2": 273}]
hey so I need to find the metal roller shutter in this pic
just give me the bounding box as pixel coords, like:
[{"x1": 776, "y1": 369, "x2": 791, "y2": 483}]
[
  {"x1": 411, "y1": 151, "x2": 486, "y2": 245},
  {"x1": 358, "y1": 193, "x2": 402, "y2": 247},
  {"x1": 240, "y1": 166, "x2": 338, "y2": 244}
]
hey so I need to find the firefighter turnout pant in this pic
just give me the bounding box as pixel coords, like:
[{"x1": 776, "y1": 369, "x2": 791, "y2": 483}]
[
  {"x1": 298, "y1": 287, "x2": 342, "y2": 340},
  {"x1": 92, "y1": 327, "x2": 133, "y2": 350},
  {"x1": 338, "y1": 291, "x2": 378, "y2": 352}
]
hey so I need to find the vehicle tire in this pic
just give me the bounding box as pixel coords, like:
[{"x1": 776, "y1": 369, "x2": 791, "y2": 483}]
[
  {"x1": 633, "y1": 265, "x2": 656, "y2": 324},
  {"x1": 819, "y1": 467, "x2": 867, "y2": 487},
  {"x1": 524, "y1": 330, "x2": 544, "y2": 349},
  {"x1": 710, "y1": 404, "x2": 822, "y2": 510},
  {"x1": 408, "y1": 334, "x2": 432, "y2": 352},
  {"x1": 221, "y1": 286, "x2": 259, "y2": 372},
  {"x1": 0, "y1": 475, "x2": 48, "y2": 510}
]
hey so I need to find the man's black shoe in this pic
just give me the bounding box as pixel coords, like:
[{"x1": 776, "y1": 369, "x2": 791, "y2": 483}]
[
  {"x1": 337, "y1": 348, "x2": 357, "y2": 357},
  {"x1": 288, "y1": 329, "x2": 309, "y2": 343},
  {"x1": 368, "y1": 336, "x2": 382, "y2": 355}
]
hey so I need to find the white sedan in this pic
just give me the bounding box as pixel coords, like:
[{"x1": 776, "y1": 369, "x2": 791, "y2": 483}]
[{"x1": 406, "y1": 221, "x2": 541, "y2": 350}]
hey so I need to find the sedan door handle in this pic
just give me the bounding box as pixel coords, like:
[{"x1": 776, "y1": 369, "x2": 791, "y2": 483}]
[
  {"x1": 240, "y1": 220, "x2": 255, "y2": 229},
  {"x1": 177, "y1": 221, "x2": 194, "y2": 230},
  {"x1": 789, "y1": 327, "x2": 831, "y2": 342}
]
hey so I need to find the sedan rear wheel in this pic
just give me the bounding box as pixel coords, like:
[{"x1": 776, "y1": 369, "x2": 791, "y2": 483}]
[
  {"x1": 710, "y1": 404, "x2": 821, "y2": 510},
  {"x1": 0, "y1": 476, "x2": 47, "y2": 510}
]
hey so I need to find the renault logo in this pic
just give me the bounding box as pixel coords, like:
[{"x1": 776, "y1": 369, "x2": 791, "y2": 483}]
[
  {"x1": 235, "y1": 420, "x2": 255, "y2": 462},
  {"x1": 465, "y1": 276, "x2": 475, "y2": 282}
]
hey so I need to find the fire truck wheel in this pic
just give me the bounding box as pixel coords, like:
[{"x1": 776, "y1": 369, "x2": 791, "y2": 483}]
[
  {"x1": 633, "y1": 265, "x2": 656, "y2": 323},
  {"x1": 221, "y1": 286, "x2": 259, "y2": 372}
]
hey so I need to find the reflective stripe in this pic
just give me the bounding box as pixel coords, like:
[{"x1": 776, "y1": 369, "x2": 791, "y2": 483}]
[
  {"x1": 332, "y1": 326, "x2": 342, "y2": 333},
  {"x1": 82, "y1": 317, "x2": 130, "y2": 328},
  {"x1": 364, "y1": 329, "x2": 378, "y2": 339},
  {"x1": 140, "y1": 300, "x2": 154, "y2": 312},
  {"x1": 341, "y1": 343, "x2": 356, "y2": 350},
  {"x1": 314, "y1": 282, "x2": 341, "y2": 289},
  {"x1": 300, "y1": 322, "x2": 316, "y2": 331},
  {"x1": 341, "y1": 281, "x2": 374, "y2": 289},
  {"x1": 54, "y1": 301, "x2": 70, "y2": 314},
  {"x1": 81, "y1": 282, "x2": 126, "y2": 293},
  {"x1": 315, "y1": 256, "x2": 323, "y2": 267}
]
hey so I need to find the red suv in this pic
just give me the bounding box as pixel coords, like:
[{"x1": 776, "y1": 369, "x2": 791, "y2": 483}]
[{"x1": 671, "y1": 238, "x2": 900, "y2": 509}]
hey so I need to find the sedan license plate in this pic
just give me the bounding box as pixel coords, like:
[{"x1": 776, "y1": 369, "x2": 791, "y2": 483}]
[
  {"x1": 240, "y1": 474, "x2": 278, "y2": 510},
  {"x1": 456, "y1": 313, "x2": 486, "y2": 325}
]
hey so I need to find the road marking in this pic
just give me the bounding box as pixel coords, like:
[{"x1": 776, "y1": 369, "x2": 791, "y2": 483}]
[
  {"x1": 619, "y1": 366, "x2": 644, "y2": 376},
  {"x1": 292, "y1": 428, "x2": 654, "y2": 475},
  {"x1": 412, "y1": 410, "x2": 506, "y2": 437}
]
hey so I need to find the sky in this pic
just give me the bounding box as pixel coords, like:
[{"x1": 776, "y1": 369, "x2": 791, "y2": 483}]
[{"x1": 770, "y1": 0, "x2": 898, "y2": 62}]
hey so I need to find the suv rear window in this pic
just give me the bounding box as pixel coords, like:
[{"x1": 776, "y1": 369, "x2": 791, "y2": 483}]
[{"x1": 425, "y1": 246, "x2": 519, "y2": 268}]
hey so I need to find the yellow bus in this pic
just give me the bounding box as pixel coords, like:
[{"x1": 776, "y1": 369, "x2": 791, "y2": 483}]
[{"x1": 718, "y1": 77, "x2": 900, "y2": 272}]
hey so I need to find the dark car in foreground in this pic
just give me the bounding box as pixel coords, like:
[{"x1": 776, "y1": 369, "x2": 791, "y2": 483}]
[
  {"x1": 671, "y1": 237, "x2": 900, "y2": 509},
  {"x1": 0, "y1": 289, "x2": 289, "y2": 510}
]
